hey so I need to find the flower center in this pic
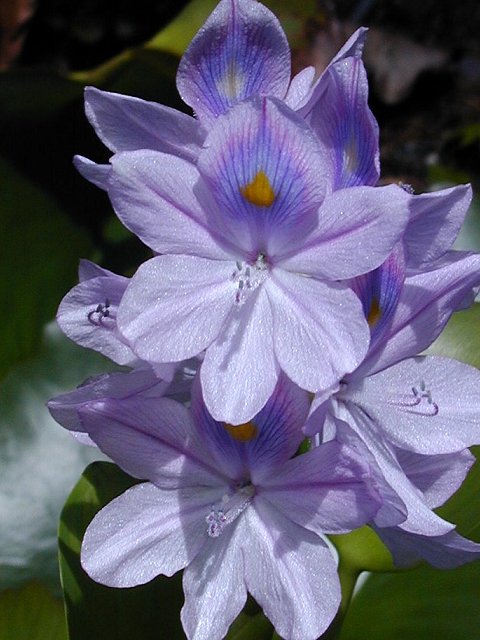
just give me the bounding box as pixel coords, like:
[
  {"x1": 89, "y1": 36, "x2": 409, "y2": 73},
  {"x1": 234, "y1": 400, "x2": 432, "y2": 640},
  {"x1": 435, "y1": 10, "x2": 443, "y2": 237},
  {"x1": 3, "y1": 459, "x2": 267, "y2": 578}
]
[
  {"x1": 206, "y1": 482, "x2": 255, "y2": 538},
  {"x1": 87, "y1": 299, "x2": 115, "y2": 328},
  {"x1": 231, "y1": 255, "x2": 268, "y2": 304}
]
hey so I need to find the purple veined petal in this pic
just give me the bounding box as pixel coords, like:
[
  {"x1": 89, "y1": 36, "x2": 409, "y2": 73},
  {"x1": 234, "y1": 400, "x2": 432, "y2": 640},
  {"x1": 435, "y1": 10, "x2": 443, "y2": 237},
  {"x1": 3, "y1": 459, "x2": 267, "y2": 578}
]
[
  {"x1": 308, "y1": 57, "x2": 380, "y2": 189},
  {"x1": 84, "y1": 86, "x2": 206, "y2": 162},
  {"x1": 78, "y1": 396, "x2": 229, "y2": 488},
  {"x1": 81, "y1": 482, "x2": 222, "y2": 587},
  {"x1": 243, "y1": 502, "x2": 340, "y2": 640},
  {"x1": 267, "y1": 270, "x2": 370, "y2": 392},
  {"x1": 359, "y1": 251, "x2": 480, "y2": 375},
  {"x1": 260, "y1": 440, "x2": 381, "y2": 534},
  {"x1": 343, "y1": 403, "x2": 455, "y2": 535},
  {"x1": 350, "y1": 243, "x2": 406, "y2": 348},
  {"x1": 295, "y1": 27, "x2": 368, "y2": 116},
  {"x1": 108, "y1": 151, "x2": 232, "y2": 259},
  {"x1": 176, "y1": 0, "x2": 291, "y2": 125},
  {"x1": 181, "y1": 519, "x2": 247, "y2": 640},
  {"x1": 197, "y1": 97, "x2": 327, "y2": 259},
  {"x1": 200, "y1": 285, "x2": 280, "y2": 424},
  {"x1": 375, "y1": 526, "x2": 480, "y2": 569},
  {"x1": 73, "y1": 155, "x2": 110, "y2": 190},
  {"x1": 118, "y1": 255, "x2": 236, "y2": 363},
  {"x1": 284, "y1": 66, "x2": 316, "y2": 109},
  {"x1": 191, "y1": 373, "x2": 309, "y2": 481},
  {"x1": 346, "y1": 356, "x2": 480, "y2": 455},
  {"x1": 396, "y1": 446, "x2": 474, "y2": 509},
  {"x1": 47, "y1": 368, "x2": 170, "y2": 433},
  {"x1": 279, "y1": 184, "x2": 410, "y2": 279},
  {"x1": 78, "y1": 258, "x2": 117, "y2": 282},
  {"x1": 57, "y1": 270, "x2": 135, "y2": 365},
  {"x1": 405, "y1": 184, "x2": 472, "y2": 272}
]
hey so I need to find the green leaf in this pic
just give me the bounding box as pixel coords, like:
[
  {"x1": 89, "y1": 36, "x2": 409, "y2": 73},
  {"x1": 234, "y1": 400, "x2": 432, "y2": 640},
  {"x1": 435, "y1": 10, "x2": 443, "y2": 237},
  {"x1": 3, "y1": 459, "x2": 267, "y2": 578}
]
[
  {"x1": 0, "y1": 324, "x2": 108, "y2": 592},
  {"x1": 339, "y1": 561, "x2": 480, "y2": 640},
  {"x1": 59, "y1": 461, "x2": 186, "y2": 640},
  {"x1": 0, "y1": 156, "x2": 91, "y2": 378},
  {"x1": 0, "y1": 582, "x2": 67, "y2": 640},
  {"x1": 426, "y1": 303, "x2": 480, "y2": 368},
  {"x1": 329, "y1": 526, "x2": 395, "y2": 573}
]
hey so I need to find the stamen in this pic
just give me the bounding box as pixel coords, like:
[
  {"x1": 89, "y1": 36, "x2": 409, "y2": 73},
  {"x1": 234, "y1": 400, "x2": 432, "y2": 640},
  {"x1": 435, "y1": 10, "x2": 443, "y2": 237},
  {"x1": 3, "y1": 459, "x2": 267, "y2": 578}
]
[
  {"x1": 87, "y1": 299, "x2": 113, "y2": 327},
  {"x1": 395, "y1": 380, "x2": 439, "y2": 416},
  {"x1": 231, "y1": 256, "x2": 268, "y2": 305},
  {"x1": 205, "y1": 484, "x2": 255, "y2": 538}
]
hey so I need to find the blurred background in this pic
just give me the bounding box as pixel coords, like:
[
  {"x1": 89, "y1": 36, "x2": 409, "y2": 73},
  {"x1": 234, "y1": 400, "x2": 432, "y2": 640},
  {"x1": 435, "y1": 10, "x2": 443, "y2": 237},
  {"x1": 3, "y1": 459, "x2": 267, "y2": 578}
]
[{"x1": 1, "y1": 1, "x2": 480, "y2": 638}]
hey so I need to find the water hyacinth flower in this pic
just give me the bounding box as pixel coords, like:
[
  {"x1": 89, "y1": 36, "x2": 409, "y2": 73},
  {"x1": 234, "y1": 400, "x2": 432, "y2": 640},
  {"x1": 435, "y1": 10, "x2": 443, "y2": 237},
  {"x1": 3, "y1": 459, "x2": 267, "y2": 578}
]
[{"x1": 69, "y1": 375, "x2": 380, "y2": 640}]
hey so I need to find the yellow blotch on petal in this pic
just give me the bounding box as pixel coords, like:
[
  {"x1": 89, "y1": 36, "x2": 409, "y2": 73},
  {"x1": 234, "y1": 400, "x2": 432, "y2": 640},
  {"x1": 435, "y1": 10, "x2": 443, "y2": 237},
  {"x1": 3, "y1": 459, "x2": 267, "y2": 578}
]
[
  {"x1": 224, "y1": 421, "x2": 258, "y2": 442},
  {"x1": 241, "y1": 171, "x2": 275, "y2": 207},
  {"x1": 367, "y1": 298, "x2": 381, "y2": 326}
]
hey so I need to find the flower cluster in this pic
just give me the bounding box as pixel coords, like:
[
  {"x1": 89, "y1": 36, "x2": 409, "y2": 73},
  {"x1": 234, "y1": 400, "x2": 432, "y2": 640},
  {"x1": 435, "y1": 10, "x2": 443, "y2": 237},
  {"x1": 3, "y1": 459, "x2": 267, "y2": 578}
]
[{"x1": 49, "y1": 0, "x2": 480, "y2": 638}]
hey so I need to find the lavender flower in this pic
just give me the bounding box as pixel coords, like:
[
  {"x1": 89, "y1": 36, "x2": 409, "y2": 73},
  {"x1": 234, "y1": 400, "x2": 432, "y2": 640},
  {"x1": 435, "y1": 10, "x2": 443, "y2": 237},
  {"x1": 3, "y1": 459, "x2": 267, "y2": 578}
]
[{"x1": 71, "y1": 376, "x2": 380, "y2": 640}]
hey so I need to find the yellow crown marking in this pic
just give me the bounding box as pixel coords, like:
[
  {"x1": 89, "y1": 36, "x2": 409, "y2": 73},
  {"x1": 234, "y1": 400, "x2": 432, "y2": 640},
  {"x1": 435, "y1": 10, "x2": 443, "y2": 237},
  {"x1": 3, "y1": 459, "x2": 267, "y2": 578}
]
[
  {"x1": 224, "y1": 421, "x2": 258, "y2": 442},
  {"x1": 367, "y1": 298, "x2": 381, "y2": 326},
  {"x1": 241, "y1": 171, "x2": 275, "y2": 207}
]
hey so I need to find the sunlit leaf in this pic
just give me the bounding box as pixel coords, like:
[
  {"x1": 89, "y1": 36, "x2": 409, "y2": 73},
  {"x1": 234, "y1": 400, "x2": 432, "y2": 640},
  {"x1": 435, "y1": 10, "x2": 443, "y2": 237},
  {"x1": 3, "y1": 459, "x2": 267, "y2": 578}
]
[
  {"x1": 329, "y1": 526, "x2": 395, "y2": 573},
  {"x1": 426, "y1": 303, "x2": 480, "y2": 369},
  {"x1": 0, "y1": 582, "x2": 67, "y2": 640}
]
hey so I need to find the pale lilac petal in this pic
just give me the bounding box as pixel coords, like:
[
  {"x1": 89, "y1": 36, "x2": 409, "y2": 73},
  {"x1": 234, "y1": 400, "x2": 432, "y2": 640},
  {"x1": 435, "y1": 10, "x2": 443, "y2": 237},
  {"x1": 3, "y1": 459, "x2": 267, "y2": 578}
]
[
  {"x1": 57, "y1": 271, "x2": 135, "y2": 365},
  {"x1": 267, "y1": 271, "x2": 369, "y2": 392},
  {"x1": 118, "y1": 255, "x2": 235, "y2": 363},
  {"x1": 108, "y1": 151, "x2": 231, "y2": 259},
  {"x1": 73, "y1": 155, "x2": 110, "y2": 190},
  {"x1": 396, "y1": 447, "x2": 474, "y2": 508},
  {"x1": 376, "y1": 526, "x2": 480, "y2": 569},
  {"x1": 244, "y1": 502, "x2": 340, "y2": 640},
  {"x1": 308, "y1": 57, "x2": 379, "y2": 189},
  {"x1": 191, "y1": 373, "x2": 309, "y2": 480},
  {"x1": 347, "y1": 356, "x2": 480, "y2": 455},
  {"x1": 182, "y1": 522, "x2": 247, "y2": 640},
  {"x1": 260, "y1": 440, "x2": 381, "y2": 533},
  {"x1": 81, "y1": 483, "x2": 219, "y2": 587},
  {"x1": 77, "y1": 396, "x2": 227, "y2": 487},
  {"x1": 197, "y1": 97, "x2": 326, "y2": 259},
  {"x1": 78, "y1": 259, "x2": 116, "y2": 281},
  {"x1": 360, "y1": 251, "x2": 480, "y2": 375},
  {"x1": 84, "y1": 86, "x2": 205, "y2": 161},
  {"x1": 284, "y1": 66, "x2": 315, "y2": 109},
  {"x1": 177, "y1": 0, "x2": 290, "y2": 124},
  {"x1": 279, "y1": 184, "x2": 410, "y2": 279},
  {"x1": 405, "y1": 184, "x2": 472, "y2": 271},
  {"x1": 200, "y1": 286, "x2": 280, "y2": 423}
]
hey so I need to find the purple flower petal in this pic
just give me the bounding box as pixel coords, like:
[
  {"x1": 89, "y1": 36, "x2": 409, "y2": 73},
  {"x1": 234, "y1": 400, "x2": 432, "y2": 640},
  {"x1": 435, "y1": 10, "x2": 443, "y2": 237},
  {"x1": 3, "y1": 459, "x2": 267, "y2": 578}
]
[
  {"x1": 78, "y1": 259, "x2": 116, "y2": 282},
  {"x1": 81, "y1": 482, "x2": 219, "y2": 586},
  {"x1": 197, "y1": 97, "x2": 327, "y2": 259},
  {"x1": 279, "y1": 184, "x2": 410, "y2": 279},
  {"x1": 284, "y1": 66, "x2": 315, "y2": 109},
  {"x1": 308, "y1": 56, "x2": 379, "y2": 189},
  {"x1": 267, "y1": 270, "x2": 369, "y2": 392},
  {"x1": 84, "y1": 86, "x2": 205, "y2": 162},
  {"x1": 118, "y1": 255, "x2": 235, "y2": 362},
  {"x1": 177, "y1": 0, "x2": 291, "y2": 124},
  {"x1": 108, "y1": 151, "x2": 231, "y2": 259},
  {"x1": 347, "y1": 356, "x2": 480, "y2": 455},
  {"x1": 243, "y1": 502, "x2": 340, "y2": 640},
  {"x1": 73, "y1": 155, "x2": 110, "y2": 190}
]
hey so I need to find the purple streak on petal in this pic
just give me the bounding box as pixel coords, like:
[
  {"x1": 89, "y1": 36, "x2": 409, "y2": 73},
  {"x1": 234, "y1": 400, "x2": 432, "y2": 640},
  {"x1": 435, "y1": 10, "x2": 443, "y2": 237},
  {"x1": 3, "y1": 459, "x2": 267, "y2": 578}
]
[
  {"x1": 350, "y1": 243, "x2": 406, "y2": 348},
  {"x1": 57, "y1": 269, "x2": 135, "y2": 365},
  {"x1": 279, "y1": 184, "x2": 410, "y2": 279},
  {"x1": 261, "y1": 440, "x2": 381, "y2": 533},
  {"x1": 308, "y1": 57, "x2": 379, "y2": 189},
  {"x1": 244, "y1": 502, "x2": 340, "y2": 640},
  {"x1": 267, "y1": 271, "x2": 369, "y2": 392},
  {"x1": 84, "y1": 86, "x2": 205, "y2": 161},
  {"x1": 108, "y1": 151, "x2": 231, "y2": 259},
  {"x1": 191, "y1": 373, "x2": 309, "y2": 481},
  {"x1": 182, "y1": 519, "x2": 247, "y2": 640},
  {"x1": 73, "y1": 155, "x2": 110, "y2": 190},
  {"x1": 177, "y1": 0, "x2": 291, "y2": 124},
  {"x1": 197, "y1": 97, "x2": 326, "y2": 259},
  {"x1": 405, "y1": 184, "x2": 472, "y2": 272},
  {"x1": 81, "y1": 482, "x2": 219, "y2": 586},
  {"x1": 358, "y1": 251, "x2": 480, "y2": 375},
  {"x1": 200, "y1": 285, "x2": 280, "y2": 424},
  {"x1": 117, "y1": 255, "x2": 235, "y2": 363},
  {"x1": 375, "y1": 526, "x2": 480, "y2": 569},
  {"x1": 396, "y1": 446, "x2": 474, "y2": 509},
  {"x1": 347, "y1": 356, "x2": 480, "y2": 455}
]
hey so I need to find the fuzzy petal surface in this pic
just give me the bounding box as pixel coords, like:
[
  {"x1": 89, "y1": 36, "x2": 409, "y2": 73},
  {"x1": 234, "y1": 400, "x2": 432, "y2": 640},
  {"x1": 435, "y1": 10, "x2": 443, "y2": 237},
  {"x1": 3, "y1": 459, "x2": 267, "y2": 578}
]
[{"x1": 177, "y1": 0, "x2": 290, "y2": 124}]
